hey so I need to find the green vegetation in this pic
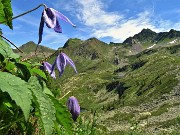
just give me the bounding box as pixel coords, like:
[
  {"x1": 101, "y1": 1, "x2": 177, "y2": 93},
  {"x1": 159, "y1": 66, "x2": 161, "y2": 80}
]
[
  {"x1": 1, "y1": 1, "x2": 180, "y2": 133},
  {"x1": 0, "y1": 0, "x2": 13, "y2": 29},
  {"x1": 0, "y1": 38, "x2": 75, "y2": 134}
]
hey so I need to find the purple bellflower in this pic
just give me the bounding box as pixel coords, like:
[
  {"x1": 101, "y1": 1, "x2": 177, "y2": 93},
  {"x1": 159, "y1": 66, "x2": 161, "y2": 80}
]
[
  {"x1": 67, "y1": 96, "x2": 80, "y2": 121},
  {"x1": 38, "y1": 7, "x2": 76, "y2": 44},
  {"x1": 51, "y1": 52, "x2": 78, "y2": 77},
  {"x1": 43, "y1": 62, "x2": 56, "y2": 79}
]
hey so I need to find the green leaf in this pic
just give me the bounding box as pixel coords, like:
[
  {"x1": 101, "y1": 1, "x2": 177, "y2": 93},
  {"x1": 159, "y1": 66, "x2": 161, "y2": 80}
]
[
  {"x1": 0, "y1": 72, "x2": 32, "y2": 121},
  {"x1": 28, "y1": 76, "x2": 56, "y2": 135},
  {"x1": 5, "y1": 60, "x2": 16, "y2": 73},
  {"x1": 43, "y1": 82, "x2": 54, "y2": 96},
  {"x1": 15, "y1": 62, "x2": 31, "y2": 81},
  {"x1": 49, "y1": 96, "x2": 73, "y2": 134},
  {"x1": 18, "y1": 62, "x2": 47, "y2": 80},
  {"x1": 0, "y1": 39, "x2": 19, "y2": 59},
  {"x1": 0, "y1": 0, "x2": 13, "y2": 29},
  {"x1": 31, "y1": 68, "x2": 47, "y2": 80}
]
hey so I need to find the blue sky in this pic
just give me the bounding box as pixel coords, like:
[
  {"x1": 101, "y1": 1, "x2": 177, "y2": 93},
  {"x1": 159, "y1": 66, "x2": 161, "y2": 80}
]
[{"x1": 1, "y1": 0, "x2": 180, "y2": 49}]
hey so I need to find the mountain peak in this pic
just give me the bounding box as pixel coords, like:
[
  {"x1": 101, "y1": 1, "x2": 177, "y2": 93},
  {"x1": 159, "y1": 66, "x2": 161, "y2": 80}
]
[
  {"x1": 63, "y1": 38, "x2": 83, "y2": 48},
  {"x1": 85, "y1": 37, "x2": 107, "y2": 45},
  {"x1": 87, "y1": 37, "x2": 98, "y2": 41},
  {"x1": 123, "y1": 28, "x2": 157, "y2": 45},
  {"x1": 13, "y1": 41, "x2": 55, "y2": 54},
  {"x1": 140, "y1": 28, "x2": 155, "y2": 33},
  {"x1": 26, "y1": 41, "x2": 36, "y2": 44},
  {"x1": 169, "y1": 29, "x2": 176, "y2": 32}
]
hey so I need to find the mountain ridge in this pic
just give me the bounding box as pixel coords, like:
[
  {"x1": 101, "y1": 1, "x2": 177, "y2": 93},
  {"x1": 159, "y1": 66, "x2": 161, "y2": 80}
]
[
  {"x1": 15, "y1": 28, "x2": 180, "y2": 54},
  {"x1": 123, "y1": 28, "x2": 180, "y2": 45}
]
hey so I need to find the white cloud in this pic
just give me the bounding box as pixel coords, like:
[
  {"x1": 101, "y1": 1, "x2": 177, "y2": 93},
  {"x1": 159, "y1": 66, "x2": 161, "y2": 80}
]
[
  {"x1": 72, "y1": 2, "x2": 157, "y2": 42},
  {"x1": 75, "y1": 0, "x2": 123, "y2": 27},
  {"x1": 54, "y1": 0, "x2": 158, "y2": 42},
  {"x1": 92, "y1": 11, "x2": 157, "y2": 42}
]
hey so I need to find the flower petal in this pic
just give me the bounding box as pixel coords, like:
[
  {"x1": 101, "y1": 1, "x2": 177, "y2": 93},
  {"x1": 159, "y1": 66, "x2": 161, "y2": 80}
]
[
  {"x1": 51, "y1": 8, "x2": 76, "y2": 27},
  {"x1": 43, "y1": 8, "x2": 56, "y2": 28},
  {"x1": 61, "y1": 53, "x2": 78, "y2": 73},
  {"x1": 54, "y1": 19, "x2": 62, "y2": 33},
  {"x1": 38, "y1": 13, "x2": 44, "y2": 44},
  {"x1": 67, "y1": 96, "x2": 80, "y2": 121},
  {"x1": 56, "y1": 53, "x2": 66, "y2": 76},
  {"x1": 43, "y1": 62, "x2": 56, "y2": 79},
  {"x1": 51, "y1": 58, "x2": 57, "y2": 75}
]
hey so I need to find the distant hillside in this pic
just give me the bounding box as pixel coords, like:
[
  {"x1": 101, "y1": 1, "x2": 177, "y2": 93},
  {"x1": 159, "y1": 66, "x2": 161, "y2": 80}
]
[
  {"x1": 62, "y1": 37, "x2": 113, "y2": 60},
  {"x1": 13, "y1": 41, "x2": 55, "y2": 54},
  {"x1": 13, "y1": 41, "x2": 56, "y2": 62},
  {"x1": 123, "y1": 28, "x2": 157, "y2": 45}
]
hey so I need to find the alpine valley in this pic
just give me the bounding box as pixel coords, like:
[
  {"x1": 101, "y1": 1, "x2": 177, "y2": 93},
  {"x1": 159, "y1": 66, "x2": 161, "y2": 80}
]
[{"x1": 14, "y1": 28, "x2": 180, "y2": 134}]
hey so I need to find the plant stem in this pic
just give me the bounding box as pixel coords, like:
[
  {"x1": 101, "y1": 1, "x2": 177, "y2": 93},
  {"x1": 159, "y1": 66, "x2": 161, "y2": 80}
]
[
  {"x1": 40, "y1": 49, "x2": 60, "y2": 63},
  {"x1": 59, "y1": 91, "x2": 72, "y2": 100},
  {"x1": 0, "y1": 34, "x2": 24, "y2": 53},
  {"x1": 0, "y1": 4, "x2": 47, "y2": 24}
]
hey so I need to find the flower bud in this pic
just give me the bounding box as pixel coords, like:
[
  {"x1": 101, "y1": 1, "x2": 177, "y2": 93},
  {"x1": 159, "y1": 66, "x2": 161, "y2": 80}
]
[{"x1": 67, "y1": 96, "x2": 80, "y2": 121}]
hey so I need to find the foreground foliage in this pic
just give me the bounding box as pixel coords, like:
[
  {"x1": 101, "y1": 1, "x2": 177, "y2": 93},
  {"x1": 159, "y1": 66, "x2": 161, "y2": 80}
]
[{"x1": 0, "y1": 39, "x2": 75, "y2": 134}]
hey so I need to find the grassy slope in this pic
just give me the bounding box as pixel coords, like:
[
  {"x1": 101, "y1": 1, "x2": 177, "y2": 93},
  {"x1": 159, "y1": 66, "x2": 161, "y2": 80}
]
[{"x1": 98, "y1": 45, "x2": 180, "y2": 134}]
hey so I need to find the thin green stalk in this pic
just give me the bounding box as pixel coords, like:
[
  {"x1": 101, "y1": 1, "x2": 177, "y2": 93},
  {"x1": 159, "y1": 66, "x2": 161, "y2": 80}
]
[
  {"x1": 59, "y1": 91, "x2": 72, "y2": 100},
  {"x1": 0, "y1": 34, "x2": 23, "y2": 53},
  {"x1": 40, "y1": 49, "x2": 60, "y2": 63}
]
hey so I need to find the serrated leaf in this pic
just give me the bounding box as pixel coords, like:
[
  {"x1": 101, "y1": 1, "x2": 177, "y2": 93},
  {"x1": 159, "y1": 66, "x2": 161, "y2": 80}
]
[
  {"x1": 0, "y1": 39, "x2": 19, "y2": 59},
  {"x1": 31, "y1": 68, "x2": 47, "y2": 80},
  {"x1": 0, "y1": 0, "x2": 13, "y2": 29},
  {"x1": 0, "y1": 72, "x2": 32, "y2": 121},
  {"x1": 28, "y1": 76, "x2": 56, "y2": 135},
  {"x1": 49, "y1": 96, "x2": 73, "y2": 134}
]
